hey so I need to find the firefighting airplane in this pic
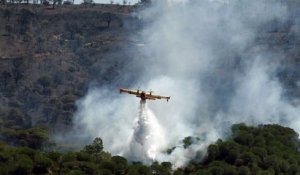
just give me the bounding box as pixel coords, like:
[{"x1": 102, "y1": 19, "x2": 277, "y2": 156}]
[{"x1": 119, "y1": 88, "x2": 171, "y2": 102}]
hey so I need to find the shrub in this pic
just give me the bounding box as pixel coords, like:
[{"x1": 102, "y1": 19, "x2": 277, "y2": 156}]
[{"x1": 10, "y1": 154, "x2": 33, "y2": 175}]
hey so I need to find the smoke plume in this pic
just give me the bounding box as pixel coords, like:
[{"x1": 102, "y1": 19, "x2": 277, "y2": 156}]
[{"x1": 73, "y1": 0, "x2": 300, "y2": 167}]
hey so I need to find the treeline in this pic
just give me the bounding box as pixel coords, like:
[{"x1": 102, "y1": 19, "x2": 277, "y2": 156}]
[
  {"x1": 0, "y1": 0, "x2": 76, "y2": 6},
  {"x1": 0, "y1": 0, "x2": 151, "y2": 6},
  {"x1": 0, "y1": 137, "x2": 173, "y2": 175},
  {"x1": 0, "y1": 124, "x2": 300, "y2": 175},
  {"x1": 186, "y1": 124, "x2": 300, "y2": 175},
  {"x1": 0, "y1": 0, "x2": 127, "y2": 9}
]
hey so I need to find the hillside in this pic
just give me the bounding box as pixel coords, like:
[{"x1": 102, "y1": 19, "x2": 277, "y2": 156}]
[
  {"x1": 0, "y1": 1, "x2": 300, "y2": 173},
  {"x1": 0, "y1": 4, "x2": 142, "y2": 147}
]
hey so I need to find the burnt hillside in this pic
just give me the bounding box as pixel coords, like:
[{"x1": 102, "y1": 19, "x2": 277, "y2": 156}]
[{"x1": 0, "y1": 4, "x2": 141, "y2": 146}]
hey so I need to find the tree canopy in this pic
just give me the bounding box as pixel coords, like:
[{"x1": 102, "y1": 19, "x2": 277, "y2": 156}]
[{"x1": 0, "y1": 124, "x2": 300, "y2": 174}]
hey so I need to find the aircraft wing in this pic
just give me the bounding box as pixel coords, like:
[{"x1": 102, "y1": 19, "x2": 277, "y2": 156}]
[
  {"x1": 120, "y1": 88, "x2": 171, "y2": 101},
  {"x1": 119, "y1": 88, "x2": 141, "y2": 95},
  {"x1": 145, "y1": 94, "x2": 171, "y2": 101}
]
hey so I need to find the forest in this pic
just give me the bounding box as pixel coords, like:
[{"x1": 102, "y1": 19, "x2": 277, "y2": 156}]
[{"x1": 1, "y1": 124, "x2": 300, "y2": 175}]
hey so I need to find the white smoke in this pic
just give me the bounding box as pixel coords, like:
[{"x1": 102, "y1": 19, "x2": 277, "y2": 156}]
[{"x1": 73, "y1": 0, "x2": 299, "y2": 167}]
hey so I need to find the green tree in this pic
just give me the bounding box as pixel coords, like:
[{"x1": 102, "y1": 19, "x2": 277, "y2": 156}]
[
  {"x1": 83, "y1": 137, "x2": 104, "y2": 154},
  {"x1": 19, "y1": 126, "x2": 51, "y2": 149},
  {"x1": 32, "y1": 153, "x2": 52, "y2": 174},
  {"x1": 10, "y1": 154, "x2": 33, "y2": 175},
  {"x1": 112, "y1": 156, "x2": 127, "y2": 175},
  {"x1": 60, "y1": 152, "x2": 77, "y2": 163},
  {"x1": 161, "y1": 162, "x2": 172, "y2": 173},
  {"x1": 173, "y1": 169, "x2": 184, "y2": 175},
  {"x1": 100, "y1": 168, "x2": 113, "y2": 175},
  {"x1": 209, "y1": 166, "x2": 224, "y2": 175},
  {"x1": 223, "y1": 165, "x2": 237, "y2": 175},
  {"x1": 101, "y1": 161, "x2": 116, "y2": 174},
  {"x1": 207, "y1": 144, "x2": 219, "y2": 161},
  {"x1": 251, "y1": 147, "x2": 267, "y2": 161},
  {"x1": 238, "y1": 166, "x2": 251, "y2": 175},
  {"x1": 183, "y1": 136, "x2": 193, "y2": 149},
  {"x1": 151, "y1": 161, "x2": 171, "y2": 175},
  {"x1": 46, "y1": 151, "x2": 61, "y2": 162}
]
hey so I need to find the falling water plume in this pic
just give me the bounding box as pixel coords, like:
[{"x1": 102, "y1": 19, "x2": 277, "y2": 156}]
[{"x1": 129, "y1": 100, "x2": 166, "y2": 163}]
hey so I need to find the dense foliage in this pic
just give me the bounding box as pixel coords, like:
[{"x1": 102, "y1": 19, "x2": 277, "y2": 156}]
[
  {"x1": 184, "y1": 124, "x2": 300, "y2": 175},
  {"x1": 0, "y1": 124, "x2": 299, "y2": 175}
]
